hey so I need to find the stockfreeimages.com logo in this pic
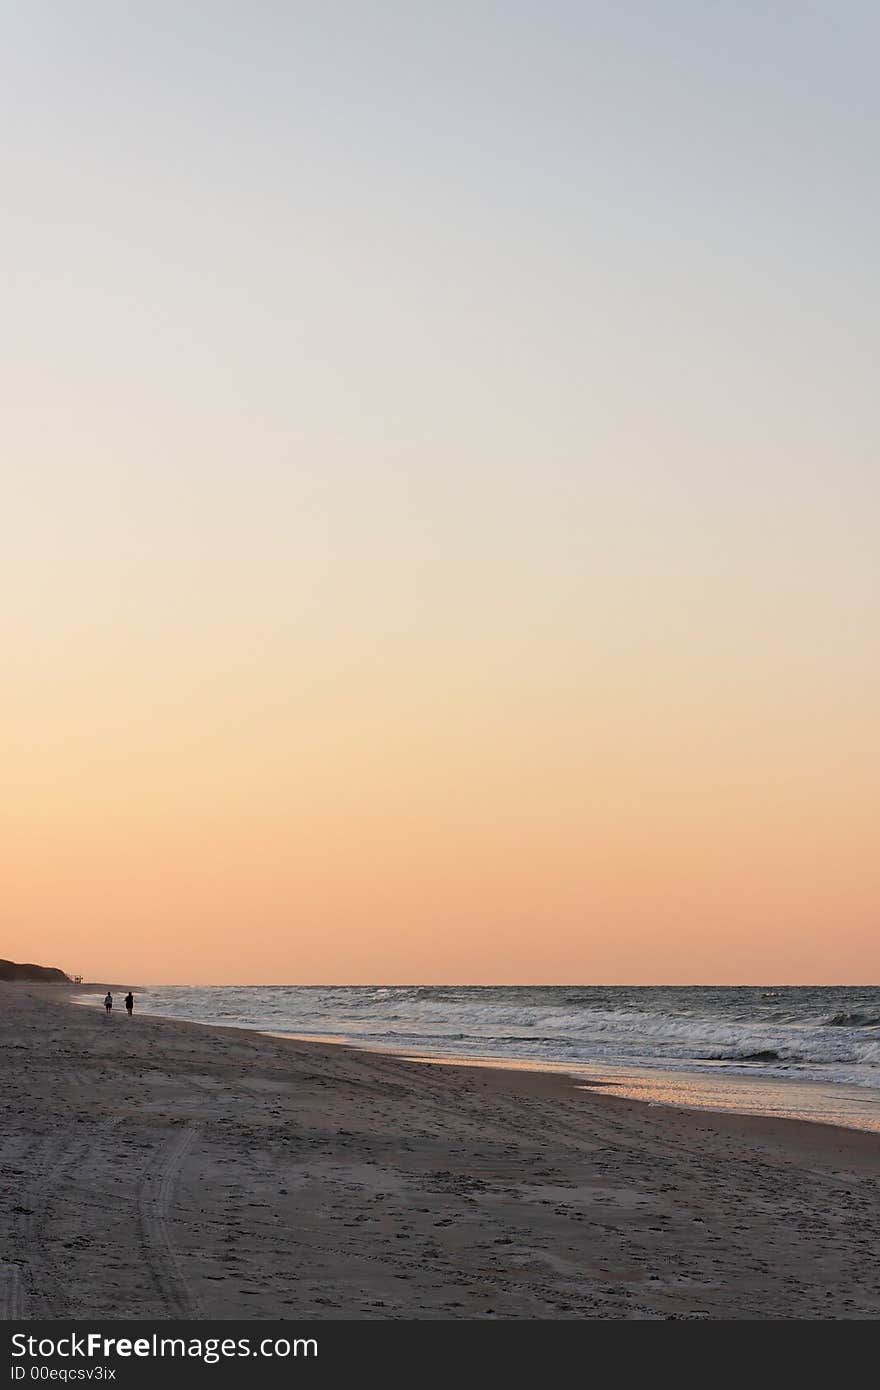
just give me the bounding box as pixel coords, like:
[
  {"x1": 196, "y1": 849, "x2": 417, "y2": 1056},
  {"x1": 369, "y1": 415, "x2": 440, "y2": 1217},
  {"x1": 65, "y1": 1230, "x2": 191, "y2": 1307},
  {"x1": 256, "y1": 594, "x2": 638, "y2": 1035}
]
[{"x1": 11, "y1": 1333, "x2": 317, "y2": 1368}]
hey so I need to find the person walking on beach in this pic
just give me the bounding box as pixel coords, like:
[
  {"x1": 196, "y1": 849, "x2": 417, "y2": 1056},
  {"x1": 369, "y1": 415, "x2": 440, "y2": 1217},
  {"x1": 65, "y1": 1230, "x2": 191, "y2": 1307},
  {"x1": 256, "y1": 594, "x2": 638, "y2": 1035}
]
[
  {"x1": 124, "y1": 992, "x2": 134, "y2": 1017},
  {"x1": 104, "y1": 991, "x2": 113, "y2": 1013}
]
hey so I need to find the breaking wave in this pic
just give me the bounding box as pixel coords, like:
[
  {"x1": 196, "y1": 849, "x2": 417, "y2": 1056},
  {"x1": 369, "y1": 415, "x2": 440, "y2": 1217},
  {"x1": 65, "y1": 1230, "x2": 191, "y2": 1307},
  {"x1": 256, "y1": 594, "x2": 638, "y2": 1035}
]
[{"x1": 824, "y1": 1012, "x2": 880, "y2": 1028}]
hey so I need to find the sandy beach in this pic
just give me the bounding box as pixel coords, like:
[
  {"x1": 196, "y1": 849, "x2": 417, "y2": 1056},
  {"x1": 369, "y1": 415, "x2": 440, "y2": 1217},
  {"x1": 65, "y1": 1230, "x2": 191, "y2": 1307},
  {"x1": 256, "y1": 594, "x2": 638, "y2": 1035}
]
[{"x1": 2, "y1": 982, "x2": 879, "y2": 1321}]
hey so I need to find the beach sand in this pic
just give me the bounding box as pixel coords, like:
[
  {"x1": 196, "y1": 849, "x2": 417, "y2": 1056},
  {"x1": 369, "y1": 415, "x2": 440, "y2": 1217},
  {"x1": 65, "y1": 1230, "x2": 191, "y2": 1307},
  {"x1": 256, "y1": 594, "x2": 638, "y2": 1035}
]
[{"x1": 2, "y1": 982, "x2": 879, "y2": 1320}]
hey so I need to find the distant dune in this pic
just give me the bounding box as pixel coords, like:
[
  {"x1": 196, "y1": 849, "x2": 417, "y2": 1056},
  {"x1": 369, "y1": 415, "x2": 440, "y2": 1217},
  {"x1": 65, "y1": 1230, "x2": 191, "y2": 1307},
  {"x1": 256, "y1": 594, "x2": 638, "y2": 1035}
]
[{"x1": 0, "y1": 958, "x2": 69, "y2": 982}]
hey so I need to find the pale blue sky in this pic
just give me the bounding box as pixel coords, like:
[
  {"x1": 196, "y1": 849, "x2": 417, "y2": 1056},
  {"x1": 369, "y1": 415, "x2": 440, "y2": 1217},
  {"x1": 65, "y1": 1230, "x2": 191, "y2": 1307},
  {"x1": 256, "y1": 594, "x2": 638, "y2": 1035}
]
[
  {"x1": 4, "y1": 0, "x2": 878, "y2": 635},
  {"x1": 5, "y1": 1, "x2": 877, "y2": 655}
]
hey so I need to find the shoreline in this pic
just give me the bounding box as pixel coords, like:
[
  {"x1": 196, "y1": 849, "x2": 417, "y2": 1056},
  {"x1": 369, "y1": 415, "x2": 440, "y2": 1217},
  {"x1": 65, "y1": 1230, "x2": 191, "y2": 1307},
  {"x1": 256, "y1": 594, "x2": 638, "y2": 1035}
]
[
  {"x1": 74, "y1": 984, "x2": 880, "y2": 1138},
  {"x1": 280, "y1": 1037, "x2": 880, "y2": 1136},
  {"x1": 3, "y1": 981, "x2": 880, "y2": 1319}
]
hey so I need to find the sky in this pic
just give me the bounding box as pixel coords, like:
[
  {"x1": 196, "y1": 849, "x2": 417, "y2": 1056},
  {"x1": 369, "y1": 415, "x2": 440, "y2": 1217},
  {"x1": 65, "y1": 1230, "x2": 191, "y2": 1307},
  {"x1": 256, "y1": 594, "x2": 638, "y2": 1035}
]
[{"x1": 2, "y1": 1, "x2": 878, "y2": 984}]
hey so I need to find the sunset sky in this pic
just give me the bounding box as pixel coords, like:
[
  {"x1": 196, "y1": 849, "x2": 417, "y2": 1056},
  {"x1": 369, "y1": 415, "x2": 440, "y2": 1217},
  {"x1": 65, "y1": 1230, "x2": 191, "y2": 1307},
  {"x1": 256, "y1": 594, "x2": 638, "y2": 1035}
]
[{"x1": 3, "y1": 2, "x2": 878, "y2": 984}]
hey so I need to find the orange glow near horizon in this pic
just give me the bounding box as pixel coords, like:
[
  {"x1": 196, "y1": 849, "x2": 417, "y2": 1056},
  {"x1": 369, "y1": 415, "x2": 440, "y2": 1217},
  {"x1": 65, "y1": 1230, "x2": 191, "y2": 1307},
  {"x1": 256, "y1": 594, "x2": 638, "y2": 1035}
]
[{"x1": 4, "y1": 571, "x2": 878, "y2": 984}]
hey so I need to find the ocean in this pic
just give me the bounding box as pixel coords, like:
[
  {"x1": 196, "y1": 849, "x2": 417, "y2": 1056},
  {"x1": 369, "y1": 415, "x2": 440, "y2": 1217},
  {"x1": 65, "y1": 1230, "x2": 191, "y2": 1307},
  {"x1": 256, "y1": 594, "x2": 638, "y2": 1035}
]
[{"x1": 118, "y1": 983, "x2": 880, "y2": 1132}]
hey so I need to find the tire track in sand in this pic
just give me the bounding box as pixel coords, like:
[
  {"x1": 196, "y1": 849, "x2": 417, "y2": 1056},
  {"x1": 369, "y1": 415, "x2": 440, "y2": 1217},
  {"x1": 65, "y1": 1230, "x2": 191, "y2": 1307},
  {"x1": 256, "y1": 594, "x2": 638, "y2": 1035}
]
[
  {"x1": 20, "y1": 1126, "x2": 85, "y2": 1317},
  {"x1": 138, "y1": 1124, "x2": 203, "y2": 1318},
  {"x1": 17, "y1": 1068, "x2": 113, "y2": 1316},
  {"x1": 20, "y1": 1119, "x2": 124, "y2": 1318},
  {"x1": 0, "y1": 1264, "x2": 26, "y2": 1319}
]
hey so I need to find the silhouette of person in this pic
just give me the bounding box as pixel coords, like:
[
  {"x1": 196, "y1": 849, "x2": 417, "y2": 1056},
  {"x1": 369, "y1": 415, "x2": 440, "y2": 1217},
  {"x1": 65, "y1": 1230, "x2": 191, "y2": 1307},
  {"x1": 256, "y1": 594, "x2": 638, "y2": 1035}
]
[
  {"x1": 124, "y1": 992, "x2": 134, "y2": 1017},
  {"x1": 104, "y1": 991, "x2": 113, "y2": 1013}
]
